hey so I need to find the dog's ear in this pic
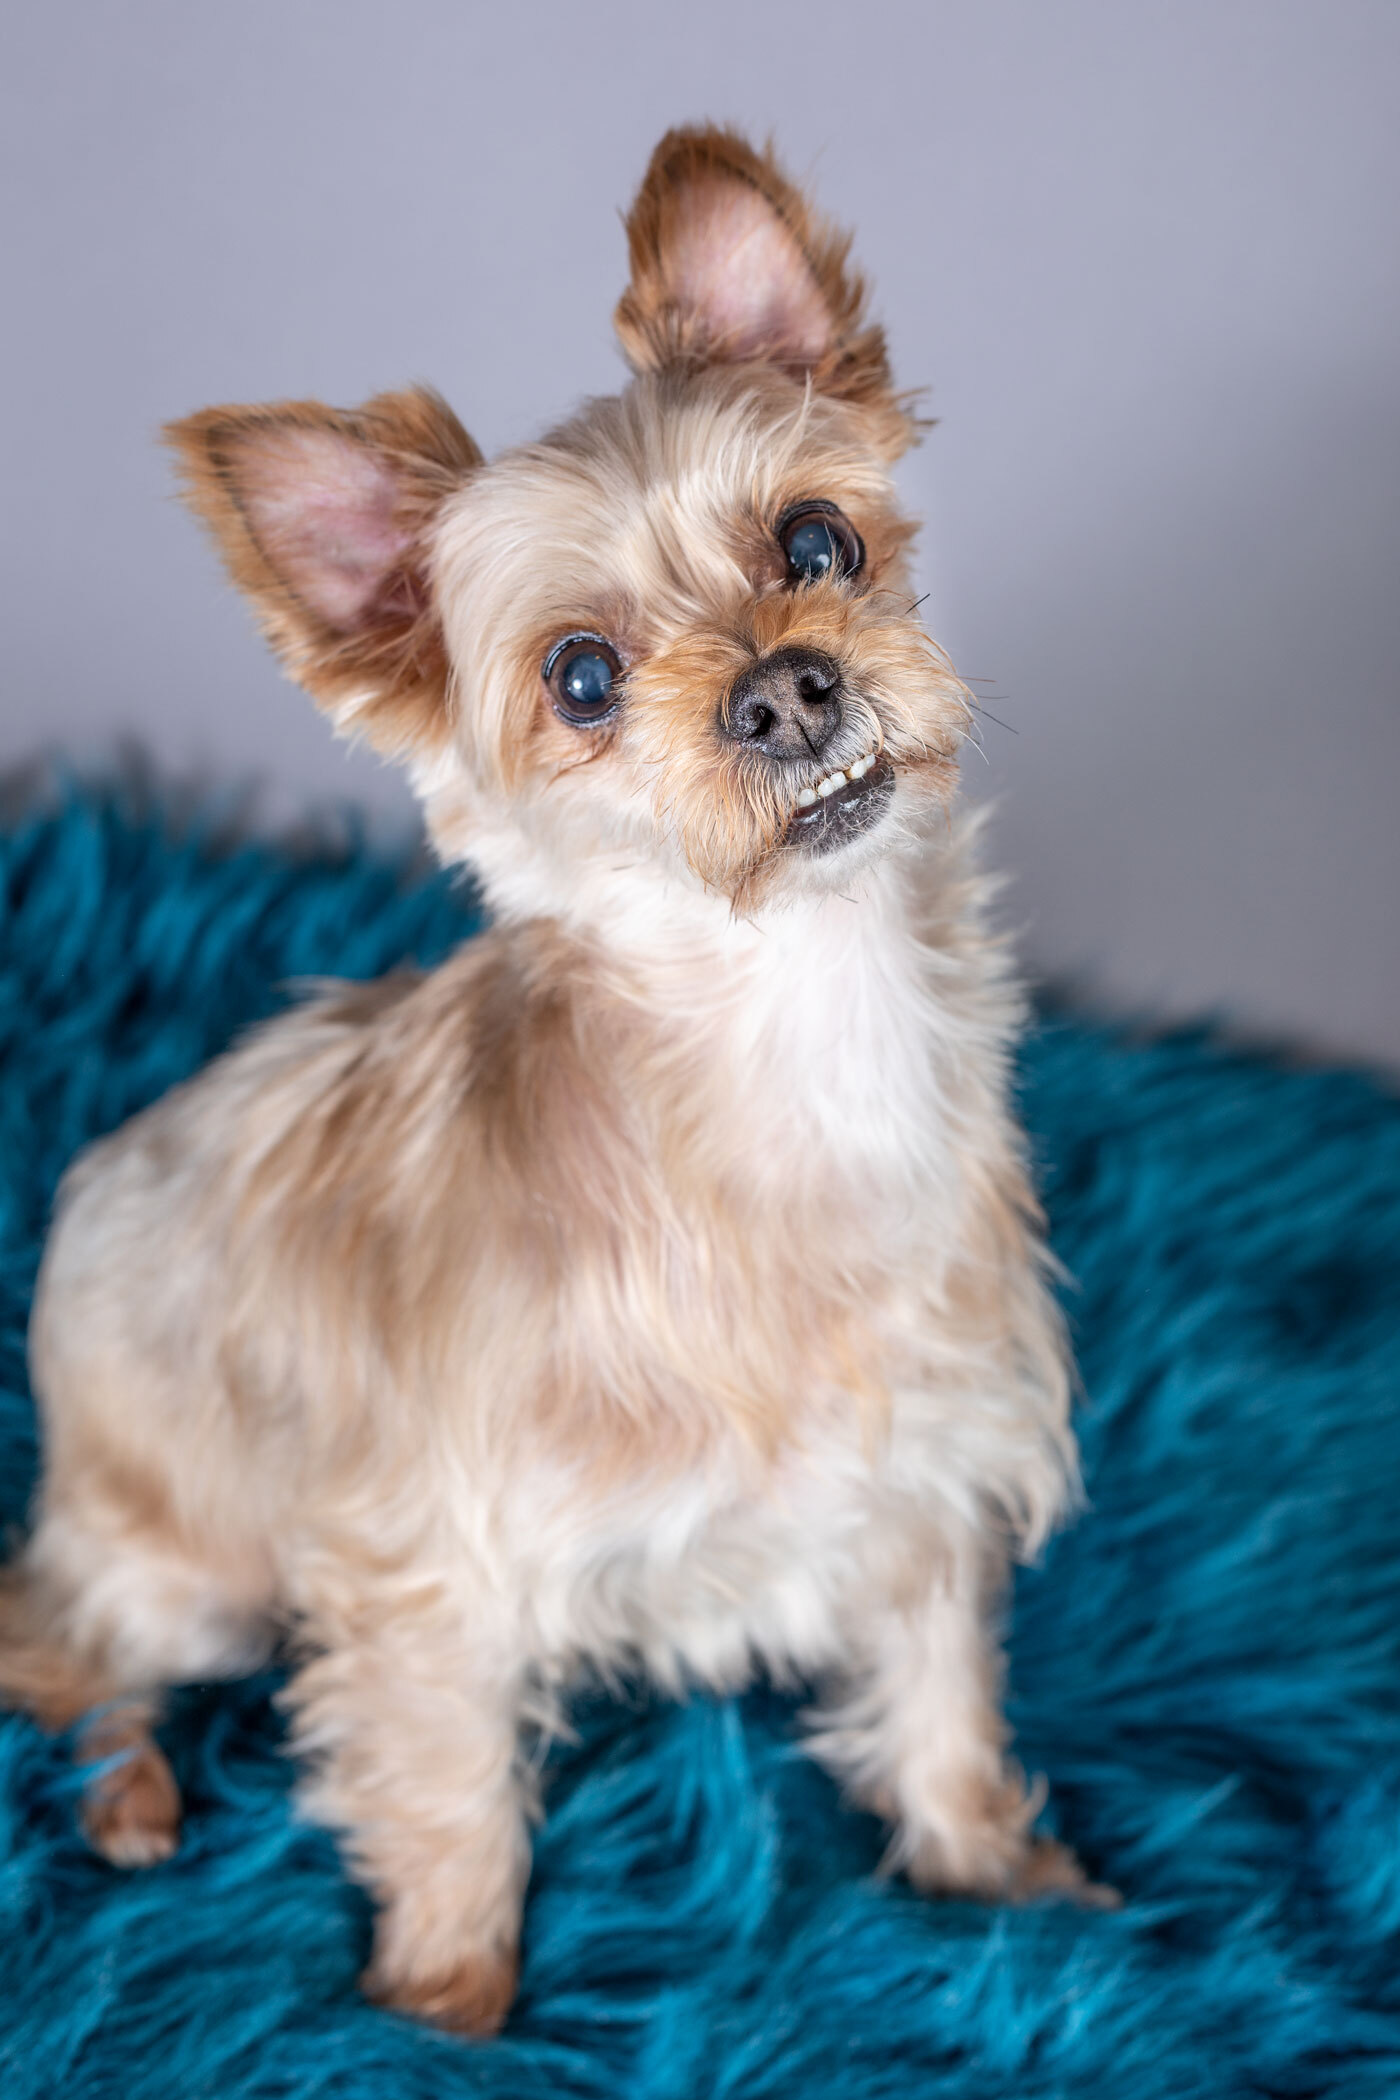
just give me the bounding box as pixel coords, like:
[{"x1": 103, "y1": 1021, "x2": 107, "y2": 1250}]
[
  {"x1": 615, "y1": 126, "x2": 908, "y2": 442},
  {"x1": 166, "y1": 387, "x2": 481, "y2": 761}
]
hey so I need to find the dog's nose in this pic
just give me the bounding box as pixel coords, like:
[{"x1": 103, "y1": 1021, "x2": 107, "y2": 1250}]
[{"x1": 722, "y1": 645, "x2": 843, "y2": 762}]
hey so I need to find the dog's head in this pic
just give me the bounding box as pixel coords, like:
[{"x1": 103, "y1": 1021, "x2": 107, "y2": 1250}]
[{"x1": 169, "y1": 127, "x2": 970, "y2": 919}]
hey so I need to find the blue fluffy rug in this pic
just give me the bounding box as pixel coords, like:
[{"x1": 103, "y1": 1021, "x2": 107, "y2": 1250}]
[{"x1": 1, "y1": 793, "x2": 1398, "y2": 2099}]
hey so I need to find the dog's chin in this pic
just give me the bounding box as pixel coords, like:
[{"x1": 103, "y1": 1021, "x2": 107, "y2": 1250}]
[
  {"x1": 782, "y1": 755, "x2": 896, "y2": 858},
  {"x1": 737, "y1": 753, "x2": 955, "y2": 907}
]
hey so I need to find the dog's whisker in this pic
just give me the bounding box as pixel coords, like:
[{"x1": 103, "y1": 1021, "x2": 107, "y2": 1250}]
[{"x1": 965, "y1": 701, "x2": 1018, "y2": 736}]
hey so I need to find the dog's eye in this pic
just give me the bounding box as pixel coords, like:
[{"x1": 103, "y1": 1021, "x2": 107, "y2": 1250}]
[
  {"x1": 544, "y1": 633, "x2": 623, "y2": 727},
  {"x1": 779, "y1": 503, "x2": 864, "y2": 586}
]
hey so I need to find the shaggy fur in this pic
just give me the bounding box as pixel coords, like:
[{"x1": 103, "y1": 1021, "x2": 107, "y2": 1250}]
[
  {"x1": 1, "y1": 794, "x2": 1399, "y2": 2098},
  {"x1": 0, "y1": 126, "x2": 1097, "y2": 2034}
]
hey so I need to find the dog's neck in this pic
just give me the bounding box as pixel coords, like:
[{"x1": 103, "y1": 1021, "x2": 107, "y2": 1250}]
[{"x1": 454, "y1": 809, "x2": 998, "y2": 1203}]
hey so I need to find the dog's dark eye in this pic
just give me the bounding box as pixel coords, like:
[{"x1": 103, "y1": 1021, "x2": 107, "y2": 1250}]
[
  {"x1": 544, "y1": 633, "x2": 623, "y2": 727},
  {"x1": 779, "y1": 503, "x2": 864, "y2": 586}
]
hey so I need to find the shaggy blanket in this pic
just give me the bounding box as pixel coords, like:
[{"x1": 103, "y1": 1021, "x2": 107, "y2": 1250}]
[{"x1": 0, "y1": 793, "x2": 1397, "y2": 2100}]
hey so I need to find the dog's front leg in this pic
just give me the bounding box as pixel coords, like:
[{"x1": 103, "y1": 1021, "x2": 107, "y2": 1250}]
[
  {"x1": 808, "y1": 1541, "x2": 1100, "y2": 1904},
  {"x1": 286, "y1": 1623, "x2": 535, "y2": 2035}
]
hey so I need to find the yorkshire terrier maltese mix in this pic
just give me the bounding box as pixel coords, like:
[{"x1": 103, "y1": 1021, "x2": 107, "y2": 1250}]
[{"x1": 1, "y1": 127, "x2": 1109, "y2": 2035}]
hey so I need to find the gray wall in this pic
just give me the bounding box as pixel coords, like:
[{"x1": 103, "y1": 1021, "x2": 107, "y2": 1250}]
[{"x1": 4, "y1": 1, "x2": 1397, "y2": 1067}]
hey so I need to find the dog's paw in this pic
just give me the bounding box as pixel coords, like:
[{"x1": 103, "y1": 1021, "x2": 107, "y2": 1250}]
[
  {"x1": 899, "y1": 1772, "x2": 1118, "y2": 1910},
  {"x1": 81, "y1": 1734, "x2": 182, "y2": 1867},
  {"x1": 363, "y1": 1943, "x2": 518, "y2": 2038},
  {"x1": 1008, "y1": 1833, "x2": 1121, "y2": 1910}
]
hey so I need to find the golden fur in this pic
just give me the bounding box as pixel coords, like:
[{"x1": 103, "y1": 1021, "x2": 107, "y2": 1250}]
[{"x1": 0, "y1": 125, "x2": 1107, "y2": 2038}]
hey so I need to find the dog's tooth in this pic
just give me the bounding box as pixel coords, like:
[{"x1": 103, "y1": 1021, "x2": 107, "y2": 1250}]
[
  {"x1": 850, "y1": 754, "x2": 871, "y2": 779},
  {"x1": 796, "y1": 786, "x2": 818, "y2": 808},
  {"x1": 817, "y1": 772, "x2": 846, "y2": 798}
]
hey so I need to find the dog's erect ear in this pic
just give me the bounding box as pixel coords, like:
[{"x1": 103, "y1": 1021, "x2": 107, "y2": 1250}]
[
  {"x1": 166, "y1": 388, "x2": 481, "y2": 761},
  {"x1": 615, "y1": 127, "x2": 907, "y2": 438}
]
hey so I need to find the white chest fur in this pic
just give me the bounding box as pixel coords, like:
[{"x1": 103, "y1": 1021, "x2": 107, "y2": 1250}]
[{"x1": 425, "y1": 824, "x2": 1068, "y2": 1696}]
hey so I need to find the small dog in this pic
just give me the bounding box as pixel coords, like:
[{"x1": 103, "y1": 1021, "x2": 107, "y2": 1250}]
[{"x1": 1, "y1": 127, "x2": 1106, "y2": 2035}]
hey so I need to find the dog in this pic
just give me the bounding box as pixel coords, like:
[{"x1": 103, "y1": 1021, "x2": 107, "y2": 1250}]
[{"x1": 0, "y1": 126, "x2": 1108, "y2": 2036}]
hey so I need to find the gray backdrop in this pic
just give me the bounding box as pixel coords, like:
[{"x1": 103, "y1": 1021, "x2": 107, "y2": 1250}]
[{"x1": 4, "y1": 1, "x2": 1397, "y2": 1066}]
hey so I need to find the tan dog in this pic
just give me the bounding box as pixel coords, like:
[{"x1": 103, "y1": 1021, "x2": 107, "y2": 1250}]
[{"x1": 0, "y1": 127, "x2": 1105, "y2": 2036}]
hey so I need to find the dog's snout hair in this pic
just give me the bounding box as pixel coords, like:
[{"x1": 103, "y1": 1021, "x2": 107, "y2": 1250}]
[{"x1": 722, "y1": 644, "x2": 844, "y2": 763}]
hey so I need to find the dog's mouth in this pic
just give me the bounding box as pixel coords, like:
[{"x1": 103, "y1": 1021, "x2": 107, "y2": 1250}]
[{"x1": 784, "y1": 750, "x2": 895, "y2": 854}]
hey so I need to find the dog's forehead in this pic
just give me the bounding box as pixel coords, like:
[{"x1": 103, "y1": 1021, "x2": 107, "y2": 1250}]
[{"x1": 434, "y1": 376, "x2": 896, "y2": 636}]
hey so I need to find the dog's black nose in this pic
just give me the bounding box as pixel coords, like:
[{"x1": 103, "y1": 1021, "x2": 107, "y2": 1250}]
[{"x1": 723, "y1": 646, "x2": 843, "y2": 762}]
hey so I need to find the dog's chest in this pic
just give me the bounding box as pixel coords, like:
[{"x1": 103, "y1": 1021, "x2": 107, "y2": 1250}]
[
  {"x1": 710, "y1": 893, "x2": 943, "y2": 1185},
  {"x1": 517, "y1": 1403, "x2": 921, "y2": 1689},
  {"x1": 489, "y1": 881, "x2": 982, "y2": 1682}
]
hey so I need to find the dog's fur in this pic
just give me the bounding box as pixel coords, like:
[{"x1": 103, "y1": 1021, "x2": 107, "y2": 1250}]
[{"x1": 0, "y1": 127, "x2": 1103, "y2": 2035}]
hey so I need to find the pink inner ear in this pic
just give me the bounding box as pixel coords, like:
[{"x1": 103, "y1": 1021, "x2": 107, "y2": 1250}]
[
  {"x1": 232, "y1": 426, "x2": 414, "y2": 633},
  {"x1": 669, "y1": 179, "x2": 834, "y2": 367}
]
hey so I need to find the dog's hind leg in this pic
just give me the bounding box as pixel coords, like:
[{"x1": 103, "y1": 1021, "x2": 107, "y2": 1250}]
[
  {"x1": 77, "y1": 1698, "x2": 183, "y2": 1867},
  {"x1": 0, "y1": 1550, "x2": 179, "y2": 1864},
  {"x1": 0, "y1": 1500, "x2": 274, "y2": 1867}
]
